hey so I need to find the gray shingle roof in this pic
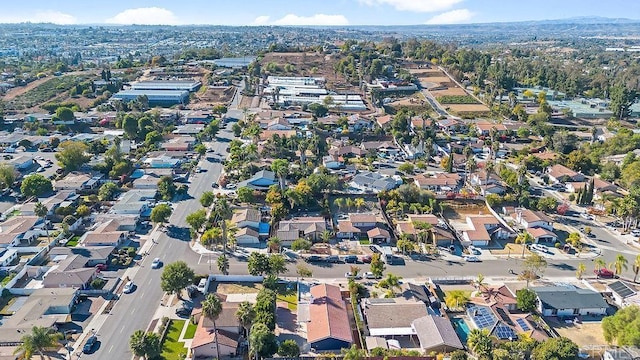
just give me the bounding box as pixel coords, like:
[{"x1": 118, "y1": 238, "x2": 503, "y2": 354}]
[
  {"x1": 534, "y1": 286, "x2": 607, "y2": 310},
  {"x1": 412, "y1": 315, "x2": 464, "y2": 351}
]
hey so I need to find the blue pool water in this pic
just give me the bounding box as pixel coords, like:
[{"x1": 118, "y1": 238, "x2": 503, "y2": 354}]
[{"x1": 451, "y1": 317, "x2": 471, "y2": 344}]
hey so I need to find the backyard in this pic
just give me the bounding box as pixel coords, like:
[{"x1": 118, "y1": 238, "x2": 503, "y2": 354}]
[{"x1": 161, "y1": 319, "x2": 187, "y2": 360}]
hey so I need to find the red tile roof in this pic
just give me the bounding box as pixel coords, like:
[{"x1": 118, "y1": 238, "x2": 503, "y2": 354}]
[{"x1": 308, "y1": 284, "x2": 353, "y2": 344}]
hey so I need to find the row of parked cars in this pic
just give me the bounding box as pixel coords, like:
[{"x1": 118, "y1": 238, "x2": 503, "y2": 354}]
[{"x1": 304, "y1": 254, "x2": 373, "y2": 264}]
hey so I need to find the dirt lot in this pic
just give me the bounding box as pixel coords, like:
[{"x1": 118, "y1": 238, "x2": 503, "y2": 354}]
[
  {"x1": 431, "y1": 87, "x2": 468, "y2": 97},
  {"x1": 261, "y1": 52, "x2": 356, "y2": 92},
  {"x1": 215, "y1": 282, "x2": 262, "y2": 294},
  {"x1": 445, "y1": 103, "x2": 491, "y2": 114},
  {"x1": 548, "y1": 319, "x2": 607, "y2": 346},
  {"x1": 191, "y1": 86, "x2": 235, "y2": 109}
]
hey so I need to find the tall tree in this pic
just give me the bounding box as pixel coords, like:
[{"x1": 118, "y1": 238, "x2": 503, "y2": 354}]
[
  {"x1": 236, "y1": 301, "x2": 256, "y2": 337},
  {"x1": 614, "y1": 254, "x2": 629, "y2": 276},
  {"x1": 150, "y1": 204, "x2": 172, "y2": 225},
  {"x1": 55, "y1": 141, "x2": 90, "y2": 172},
  {"x1": 515, "y1": 232, "x2": 534, "y2": 258},
  {"x1": 531, "y1": 337, "x2": 578, "y2": 360},
  {"x1": 34, "y1": 202, "x2": 50, "y2": 244},
  {"x1": 249, "y1": 323, "x2": 278, "y2": 359},
  {"x1": 270, "y1": 159, "x2": 289, "y2": 190},
  {"x1": 157, "y1": 176, "x2": 176, "y2": 201},
  {"x1": 444, "y1": 290, "x2": 469, "y2": 310},
  {"x1": 633, "y1": 254, "x2": 640, "y2": 283},
  {"x1": 160, "y1": 261, "x2": 195, "y2": 298},
  {"x1": 467, "y1": 328, "x2": 493, "y2": 360},
  {"x1": 609, "y1": 84, "x2": 637, "y2": 120},
  {"x1": 370, "y1": 253, "x2": 385, "y2": 278},
  {"x1": 217, "y1": 254, "x2": 230, "y2": 275},
  {"x1": 21, "y1": 174, "x2": 52, "y2": 197},
  {"x1": 202, "y1": 294, "x2": 223, "y2": 359},
  {"x1": 14, "y1": 326, "x2": 62, "y2": 360}
]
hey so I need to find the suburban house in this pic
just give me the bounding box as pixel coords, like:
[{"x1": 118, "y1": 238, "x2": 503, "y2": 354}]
[
  {"x1": 80, "y1": 219, "x2": 128, "y2": 247},
  {"x1": 350, "y1": 171, "x2": 398, "y2": 193},
  {"x1": 322, "y1": 155, "x2": 344, "y2": 170},
  {"x1": 362, "y1": 297, "x2": 428, "y2": 338},
  {"x1": 603, "y1": 348, "x2": 640, "y2": 360},
  {"x1": 336, "y1": 213, "x2": 378, "y2": 240},
  {"x1": 276, "y1": 216, "x2": 327, "y2": 246},
  {"x1": 0, "y1": 216, "x2": 40, "y2": 248},
  {"x1": 21, "y1": 190, "x2": 79, "y2": 217},
  {"x1": 460, "y1": 215, "x2": 509, "y2": 247},
  {"x1": 132, "y1": 174, "x2": 161, "y2": 189},
  {"x1": 161, "y1": 136, "x2": 196, "y2": 151},
  {"x1": 191, "y1": 300, "x2": 242, "y2": 359},
  {"x1": 413, "y1": 173, "x2": 461, "y2": 193},
  {"x1": 606, "y1": 281, "x2": 640, "y2": 308},
  {"x1": 235, "y1": 227, "x2": 260, "y2": 245},
  {"x1": 470, "y1": 169, "x2": 503, "y2": 187},
  {"x1": 395, "y1": 214, "x2": 454, "y2": 246},
  {"x1": 513, "y1": 208, "x2": 554, "y2": 231},
  {"x1": 49, "y1": 246, "x2": 114, "y2": 267},
  {"x1": 143, "y1": 154, "x2": 182, "y2": 168},
  {"x1": 237, "y1": 170, "x2": 279, "y2": 191},
  {"x1": 376, "y1": 114, "x2": 393, "y2": 129},
  {"x1": 533, "y1": 286, "x2": 608, "y2": 317},
  {"x1": 307, "y1": 284, "x2": 353, "y2": 351},
  {"x1": 547, "y1": 164, "x2": 585, "y2": 183},
  {"x1": 437, "y1": 118, "x2": 466, "y2": 134},
  {"x1": 367, "y1": 227, "x2": 391, "y2": 244},
  {"x1": 0, "y1": 248, "x2": 17, "y2": 267},
  {"x1": 526, "y1": 227, "x2": 558, "y2": 244},
  {"x1": 94, "y1": 214, "x2": 138, "y2": 232},
  {"x1": 360, "y1": 141, "x2": 399, "y2": 157},
  {"x1": 0, "y1": 288, "x2": 77, "y2": 345},
  {"x1": 231, "y1": 208, "x2": 261, "y2": 229},
  {"x1": 412, "y1": 315, "x2": 463, "y2": 353},
  {"x1": 110, "y1": 190, "x2": 156, "y2": 218},
  {"x1": 54, "y1": 172, "x2": 103, "y2": 192},
  {"x1": 42, "y1": 252, "x2": 99, "y2": 289},
  {"x1": 475, "y1": 120, "x2": 508, "y2": 136},
  {"x1": 328, "y1": 144, "x2": 367, "y2": 158}
]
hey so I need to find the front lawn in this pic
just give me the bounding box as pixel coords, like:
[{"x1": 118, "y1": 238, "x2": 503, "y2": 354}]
[
  {"x1": 183, "y1": 321, "x2": 197, "y2": 340},
  {"x1": 277, "y1": 291, "x2": 298, "y2": 311},
  {"x1": 161, "y1": 320, "x2": 187, "y2": 360},
  {"x1": 65, "y1": 236, "x2": 80, "y2": 247}
]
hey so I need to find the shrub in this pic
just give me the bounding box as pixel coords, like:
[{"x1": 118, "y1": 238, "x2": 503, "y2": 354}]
[{"x1": 90, "y1": 278, "x2": 106, "y2": 289}]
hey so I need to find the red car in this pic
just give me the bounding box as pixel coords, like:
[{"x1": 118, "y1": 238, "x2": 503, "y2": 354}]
[
  {"x1": 95, "y1": 264, "x2": 108, "y2": 271},
  {"x1": 361, "y1": 255, "x2": 372, "y2": 263},
  {"x1": 594, "y1": 268, "x2": 615, "y2": 278}
]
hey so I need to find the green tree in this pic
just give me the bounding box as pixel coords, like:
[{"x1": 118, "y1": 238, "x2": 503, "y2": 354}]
[
  {"x1": 370, "y1": 253, "x2": 385, "y2": 278},
  {"x1": 522, "y1": 253, "x2": 548, "y2": 284},
  {"x1": 603, "y1": 305, "x2": 640, "y2": 346},
  {"x1": 55, "y1": 141, "x2": 90, "y2": 172},
  {"x1": 614, "y1": 254, "x2": 629, "y2": 276},
  {"x1": 122, "y1": 114, "x2": 138, "y2": 139},
  {"x1": 150, "y1": 204, "x2": 172, "y2": 224},
  {"x1": 291, "y1": 238, "x2": 312, "y2": 251},
  {"x1": 609, "y1": 84, "x2": 637, "y2": 120},
  {"x1": 237, "y1": 186, "x2": 255, "y2": 203},
  {"x1": 632, "y1": 254, "x2": 640, "y2": 282},
  {"x1": 98, "y1": 182, "x2": 119, "y2": 201},
  {"x1": 268, "y1": 254, "x2": 287, "y2": 276},
  {"x1": 160, "y1": 261, "x2": 195, "y2": 297},
  {"x1": 377, "y1": 273, "x2": 402, "y2": 295},
  {"x1": 76, "y1": 204, "x2": 90, "y2": 217},
  {"x1": 342, "y1": 344, "x2": 366, "y2": 360},
  {"x1": 129, "y1": 330, "x2": 161, "y2": 360},
  {"x1": 271, "y1": 159, "x2": 289, "y2": 190},
  {"x1": 576, "y1": 262, "x2": 586, "y2": 280},
  {"x1": 515, "y1": 232, "x2": 534, "y2": 258},
  {"x1": 444, "y1": 290, "x2": 469, "y2": 310},
  {"x1": 516, "y1": 288, "x2": 537, "y2": 312},
  {"x1": 202, "y1": 293, "x2": 223, "y2": 358},
  {"x1": 55, "y1": 106, "x2": 75, "y2": 121},
  {"x1": 0, "y1": 164, "x2": 16, "y2": 189},
  {"x1": 467, "y1": 328, "x2": 493, "y2": 360},
  {"x1": 278, "y1": 339, "x2": 300, "y2": 357},
  {"x1": 236, "y1": 301, "x2": 256, "y2": 336},
  {"x1": 21, "y1": 174, "x2": 52, "y2": 197},
  {"x1": 157, "y1": 176, "x2": 176, "y2": 200},
  {"x1": 34, "y1": 201, "x2": 50, "y2": 244},
  {"x1": 531, "y1": 337, "x2": 578, "y2": 360},
  {"x1": 249, "y1": 323, "x2": 278, "y2": 359},
  {"x1": 398, "y1": 162, "x2": 415, "y2": 174},
  {"x1": 296, "y1": 263, "x2": 313, "y2": 278},
  {"x1": 194, "y1": 143, "x2": 207, "y2": 156},
  {"x1": 396, "y1": 237, "x2": 415, "y2": 254},
  {"x1": 186, "y1": 209, "x2": 207, "y2": 234},
  {"x1": 144, "y1": 130, "x2": 162, "y2": 146},
  {"x1": 217, "y1": 254, "x2": 230, "y2": 275},
  {"x1": 200, "y1": 191, "x2": 215, "y2": 207},
  {"x1": 248, "y1": 253, "x2": 271, "y2": 276},
  {"x1": 14, "y1": 326, "x2": 62, "y2": 360}
]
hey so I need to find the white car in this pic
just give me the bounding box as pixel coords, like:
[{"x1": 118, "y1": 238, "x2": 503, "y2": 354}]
[
  {"x1": 197, "y1": 278, "x2": 207, "y2": 293},
  {"x1": 364, "y1": 272, "x2": 378, "y2": 279},
  {"x1": 345, "y1": 272, "x2": 362, "y2": 280},
  {"x1": 151, "y1": 258, "x2": 162, "y2": 269},
  {"x1": 123, "y1": 281, "x2": 135, "y2": 294},
  {"x1": 225, "y1": 183, "x2": 237, "y2": 190},
  {"x1": 464, "y1": 256, "x2": 481, "y2": 262},
  {"x1": 631, "y1": 230, "x2": 640, "y2": 237},
  {"x1": 580, "y1": 213, "x2": 594, "y2": 220},
  {"x1": 530, "y1": 244, "x2": 549, "y2": 253}
]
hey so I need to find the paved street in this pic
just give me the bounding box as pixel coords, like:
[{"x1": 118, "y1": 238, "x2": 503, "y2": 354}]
[{"x1": 82, "y1": 124, "x2": 234, "y2": 360}]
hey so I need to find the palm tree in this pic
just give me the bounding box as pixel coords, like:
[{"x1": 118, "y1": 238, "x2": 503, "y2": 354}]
[
  {"x1": 211, "y1": 198, "x2": 232, "y2": 253},
  {"x1": 345, "y1": 198, "x2": 354, "y2": 211},
  {"x1": 267, "y1": 237, "x2": 281, "y2": 253},
  {"x1": 467, "y1": 328, "x2": 494, "y2": 360},
  {"x1": 201, "y1": 227, "x2": 223, "y2": 249},
  {"x1": 129, "y1": 330, "x2": 147, "y2": 359},
  {"x1": 473, "y1": 273, "x2": 488, "y2": 292},
  {"x1": 202, "y1": 294, "x2": 223, "y2": 359},
  {"x1": 515, "y1": 232, "x2": 533, "y2": 258},
  {"x1": 334, "y1": 197, "x2": 345, "y2": 212},
  {"x1": 354, "y1": 198, "x2": 366, "y2": 212},
  {"x1": 342, "y1": 345, "x2": 365, "y2": 360},
  {"x1": 444, "y1": 290, "x2": 469, "y2": 311},
  {"x1": 235, "y1": 301, "x2": 256, "y2": 337},
  {"x1": 576, "y1": 262, "x2": 586, "y2": 280},
  {"x1": 614, "y1": 254, "x2": 629, "y2": 276},
  {"x1": 270, "y1": 159, "x2": 289, "y2": 190},
  {"x1": 594, "y1": 258, "x2": 607, "y2": 274},
  {"x1": 34, "y1": 202, "x2": 50, "y2": 244},
  {"x1": 320, "y1": 230, "x2": 332, "y2": 243},
  {"x1": 14, "y1": 326, "x2": 62, "y2": 359},
  {"x1": 633, "y1": 254, "x2": 640, "y2": 283},
  {"x1": 217, "y1": 254, "x2": 230, "y2": 275},
  {"x1": 378, "y1": 273, "x2": 402, "y2": 295}
]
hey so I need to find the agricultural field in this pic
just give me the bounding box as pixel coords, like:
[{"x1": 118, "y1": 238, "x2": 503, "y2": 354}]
[
  {"x1": 5, "y1": 75, "x2": 88, "y2": 111},
  {"x1": 444, "y1": 103, "x2": 491, "y2": 115},
  {"x1": 436, "y1": 95, "x2": 479, "y2": 104},
  {"x1": 191, "y1": 86, "x2": 235, "y2": 109}
]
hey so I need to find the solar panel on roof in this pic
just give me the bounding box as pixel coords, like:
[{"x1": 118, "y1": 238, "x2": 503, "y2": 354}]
[
  {"x1": 610, "y1": 281, "x2": 635, "y2": 298},
  {"x1": 494, "y1": 323, "x2": 517, "y2": 340},
  {"x1": 496, "y1": 307, "x2": 515, "y2": 326},
  {"x1": 469, "y1": 305, "x2": 497, "y2": 330},
  {"x1": 516, "y1": 318, "x2": 531, "y2": 331}
]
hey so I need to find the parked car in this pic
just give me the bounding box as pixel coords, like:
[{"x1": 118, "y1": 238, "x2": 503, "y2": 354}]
[
  {"x1": 175, "y1": 303, "x2": 193, "y2": 317},
  {"x1": 186, "y1": 285, "x2": 200, "y2": 299},
  {"x1": 361, "y1": 255, "x2": 372, "y2": 263},
  {"x1": 595, "y1": 268, "x2": 615, "y2": 278},
  {"x1": 95, "y1": 264, "x2": 108, "y2": 271},
  {"x1": 305, "y1": 255, "x2": 323, "y2": 263},
  {"x1": 468, "y1": 245, "x2": 480, "y2": 255},
  {"x1": 326, "y1": 255, "x2": 341, "y2": 263},
  {"x1": 364, "y1": 271, "x2": 379, "y2": 279},
  {"x1": 83, "y1": 335, "x2": 97, "y2": 354},
  {"x1": 344, "y1": 255, "x2": 358, "y2": 263},
  {"x1": 197, "y1": 278, "x2": 207, "y2": 293},
  {"x1": 580, "y1": 213, "x2": 594, "y2": 220},
  {"x1": 530, "y1": 244, "x2": 549, "y2": 253},
  {"x1": 631, "y1": 229, "x2": 640, "y2": 237},
  {"x1": 151, "y1": 258, "x2": 162, "y2": 269},
  {"x1": 345, "y1": 272, "x2": 362, "y2": 280},
  {"x1": 123, "y1": 281, "x2": 135, "y2": 294},
  {"x1": 464, "y1": 256, "x2": 481, "y2": 262},
  {"x1": 225, "y1": 183, "x2": 237, "y2": 190},
  {"x1": 369, "y1": 245, "x2": 381, "y2": 254}
]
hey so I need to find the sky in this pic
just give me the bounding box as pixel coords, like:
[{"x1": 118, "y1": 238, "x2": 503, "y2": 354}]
[{"x1": 1, "y1": 0, "x2": 638, "y2": 26}]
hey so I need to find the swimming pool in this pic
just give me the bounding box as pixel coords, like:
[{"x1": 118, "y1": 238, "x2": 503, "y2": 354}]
[{"x1": 451, "y1": 317, "x2": 471, "y2": 344}]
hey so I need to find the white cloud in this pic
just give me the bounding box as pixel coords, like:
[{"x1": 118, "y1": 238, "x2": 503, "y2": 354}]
[
  {"x1": 358, "y1": 0, "x2": 463, "y2": 13},
  {"x1": 0, "y1": 10, "x2": 77, "y2": 25},
  {"x1": 425, "y1": 9, "x2": 474, "y2": 24},
  {"x1": 271, "y1": 13, "x2": 349, "y2": 26},
  {"x1": 105, "y1": 7, "x2": 180, "y2": 25},
  {"x1": 252, "y1": 16, "x2": 271, "y2": 25}
]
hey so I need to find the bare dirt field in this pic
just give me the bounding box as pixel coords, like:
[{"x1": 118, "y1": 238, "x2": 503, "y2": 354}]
[
  {"x1": 445, "y1": 103, "x2": 491, "y2": 114},
  {"x1": 2, "y1": 77, "x2": 52, "y2": 101},
  {"x1": 191, "y1": 86, "x2": 235, "y2": 109},
  {"x1": 548, "y1": 319, "x2": 607, "y2": 347},
  {"x1": 215, "y1": 282, "x2": 262, "y2": 294},
  {"x1": 431, "y1": 87, "x2": 468, "y2": 97},
  {"x1": 261, "y1": 52, "x2": 356, "y2": 91}
]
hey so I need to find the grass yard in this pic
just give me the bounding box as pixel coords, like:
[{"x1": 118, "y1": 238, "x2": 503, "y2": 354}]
[
  {"x1": 65, "y1": 236, "x2": 80, "y2": 247},
  {"x1": 183, "y1": 321, "x2": 197, "y2": 340},
  {"x1": 359, "y1": 239, "x2": 370, "y2": 245},
  {"x1": 0, "y1": 294, "x2": 17, "y2": 315},
  {"x1": 277, "y1": 288, "x2": 298, "y2": 311},
  {"x1": 161, "y1": 320, "x2": 187, "y2": 360},
  {"x1": 215, "y1": 282, "x2": 262, "y2": 295}
]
